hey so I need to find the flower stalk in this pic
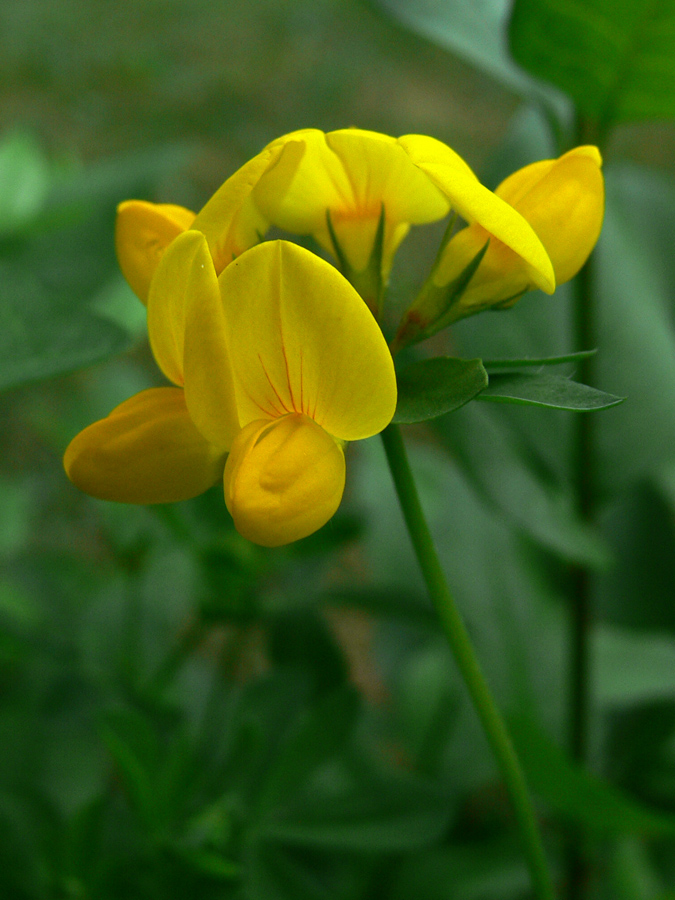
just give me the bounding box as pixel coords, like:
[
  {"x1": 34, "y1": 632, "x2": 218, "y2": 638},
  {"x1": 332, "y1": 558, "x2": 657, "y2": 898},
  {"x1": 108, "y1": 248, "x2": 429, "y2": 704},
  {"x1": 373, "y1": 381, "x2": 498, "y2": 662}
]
[
  {"x1": 565, "y1": 112, "x2": 604, "y2": 900},
  {"x1": 380, "y1": 423, "x2": 556, "y2": 900}
]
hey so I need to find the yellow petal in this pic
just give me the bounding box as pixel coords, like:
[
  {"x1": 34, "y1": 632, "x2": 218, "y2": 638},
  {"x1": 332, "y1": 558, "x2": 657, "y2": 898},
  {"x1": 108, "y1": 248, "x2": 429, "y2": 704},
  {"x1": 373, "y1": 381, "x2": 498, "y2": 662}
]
[
  {"x1": 495, "y1": 146, "x2": 604, "y2": 285},
  {"x1": 224, "y1": 414, "x2": 346, "y2": 546},
  {"x1": 181, "y1": 232, "x2": 240, "y2": 450},
  {"x1": 115, "y1": 201, "x2": 196, "y2": 304},
  {"x1": 64, "y1": 388, "x2": 226, "y2": 504},
  {"x1": 253, "y1": 129, "x2": 350, "y2": 234},
  {"x1": 399, "y1": 134, "x2": 555, "y2": 294},
  {"x1": 434, "y1": 224, "x2": 531, "y2": 310},
  {"x1": 254, "y1": 129, "x2": 448, "y2": 273},
  {"x1": 147, "y1": 229, "x2": 211, "y2": 385},
  {"x1": 218, "y1": 241, "x2": 397, "y2": 441},
  {"x1": 191, "y1": 141, "x2": 303, "y2": 273}
]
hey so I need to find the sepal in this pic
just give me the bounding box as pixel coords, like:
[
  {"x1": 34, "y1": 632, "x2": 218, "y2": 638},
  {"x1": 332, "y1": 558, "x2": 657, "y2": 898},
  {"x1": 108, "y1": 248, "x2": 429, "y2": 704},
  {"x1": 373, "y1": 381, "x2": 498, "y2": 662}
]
[
  {"x1": 326, "y1": 204, "x2": 386, "y2": 317},
  {"x1": 391, "y1": 240, "x2": 489, "y2": 353}
]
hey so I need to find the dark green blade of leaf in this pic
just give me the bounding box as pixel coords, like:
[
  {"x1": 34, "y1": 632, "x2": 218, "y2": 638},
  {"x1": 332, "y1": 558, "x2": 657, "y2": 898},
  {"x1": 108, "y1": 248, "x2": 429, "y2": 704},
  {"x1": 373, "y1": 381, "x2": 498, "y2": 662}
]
[
  {"x1": 393, "y1": 356, "x2": 488, "y2": 424},
  {"x1": 0, "y1": 275, "x2": 130, "y2": 391},
  {"x1": 477, "y1": 372, "x2": 624, "y2": 411},
  {"x1": 247, "y1": 843, "x2": 332, "y2": 900},
  {"x1": 390, "y1": 842, "x2": 529, "y2": 900},
  {"x1": 260, "y1": 777, "x2": 451, "y2": 852},
  {"x1": 509, "y1": 0, "x2": 675, "y2": 127},
  {"x1": 510, "y1": 716, "x2": 675, "y2": 838},
  {"x1": 483, "y1": 349, "x2": 597, "y2": 369},
  {"x1": 436, "y1": 403, "x2": 611, "y2": 567},
  {"x1": 253, "y1": 688, "x2": 359, "y2": 822}
]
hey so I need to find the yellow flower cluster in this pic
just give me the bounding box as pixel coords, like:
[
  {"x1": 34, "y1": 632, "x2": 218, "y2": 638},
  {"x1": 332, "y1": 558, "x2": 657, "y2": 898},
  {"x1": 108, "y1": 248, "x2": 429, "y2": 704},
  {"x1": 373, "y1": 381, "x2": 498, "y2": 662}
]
[{"x1": 65, "y1": 128, "x2": 604, "y2": 546}]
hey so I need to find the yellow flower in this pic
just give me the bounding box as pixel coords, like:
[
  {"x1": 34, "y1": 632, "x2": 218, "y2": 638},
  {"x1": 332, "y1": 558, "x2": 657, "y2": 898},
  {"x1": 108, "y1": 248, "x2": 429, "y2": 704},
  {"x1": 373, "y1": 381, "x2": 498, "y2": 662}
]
[
  {"x1": 114, "y1": 140, "x2": 304, "y2": 304},
  {"x1": 64, "y1": 237, "x2": 396, "y2": 547},
  {"x1": 252, "y1": 128, "x2": 450, "y2": 280},
  {"x1": 432, "y1": 145, "x2": 604, "y2": 314}
]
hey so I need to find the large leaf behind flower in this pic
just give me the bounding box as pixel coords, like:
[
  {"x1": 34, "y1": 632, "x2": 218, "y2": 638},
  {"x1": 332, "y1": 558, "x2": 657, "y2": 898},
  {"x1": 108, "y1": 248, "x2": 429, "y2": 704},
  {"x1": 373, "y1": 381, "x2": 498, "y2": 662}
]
[{"x1": 510, "y1": 0, "x2": 675, "y2": 128}]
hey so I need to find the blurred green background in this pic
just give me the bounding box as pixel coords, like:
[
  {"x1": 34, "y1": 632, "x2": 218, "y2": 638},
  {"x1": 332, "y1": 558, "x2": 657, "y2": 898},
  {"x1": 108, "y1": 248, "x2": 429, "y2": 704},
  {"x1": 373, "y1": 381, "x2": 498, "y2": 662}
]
[{"x1": 3, "y1": 0, "x2": 675, "y2": 897}]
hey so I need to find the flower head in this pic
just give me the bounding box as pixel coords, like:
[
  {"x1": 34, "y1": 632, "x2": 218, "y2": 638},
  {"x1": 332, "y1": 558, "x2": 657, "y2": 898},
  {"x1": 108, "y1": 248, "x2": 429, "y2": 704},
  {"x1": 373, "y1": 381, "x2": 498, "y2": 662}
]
[
  {"x1": 65, "y1": 237, "x2": 396, "y2": 547},
  {"x1": 432, "y1": 145, "x2": 604, "y2": 313},
  {"x1": 253, "y1": 129, "x2": 450, "y2": 280},
  {"x1": 114, "y1": 141, "x2": 299, "y2": 304}
]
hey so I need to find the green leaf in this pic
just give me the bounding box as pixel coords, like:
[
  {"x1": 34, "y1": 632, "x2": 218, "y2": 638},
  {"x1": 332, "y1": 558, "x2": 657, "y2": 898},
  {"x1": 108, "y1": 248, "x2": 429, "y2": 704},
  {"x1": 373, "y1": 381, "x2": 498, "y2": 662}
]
[
  {"x1": 595, "y1": 624, "x2": 675, "y2": 708},
  {"x1": 511, "y1": 716, "x2": 675, "y2": 837},
  {"x1": 483, "y1": 349, "x2": 597, "y2": 370},
  {"x1": 391, "y1": 843, "x2": 529, "y2": 900},
  {"x1": 509, "y1": 0, "x2": 675, "y2": 128},
  {"x1": 594, "y1": 164, "x2": 675, "y2": 495},
  {"x1": 253, "y1": 688, "x2": 359, "y2": 821},
  {"x1": 477, "y1": 371, "x2": 624, "y2": 411},
  {"x1": 261, "y1": 775, "x2": 451, "y2": 852},
  {"x1": 0, "y1": 267, "x2": 129, "y2": 391},
  {"x1": 437, "y1": 403, "x2": 611, "y2": 567},
  {"x1": 393, "y1": 356, "x2": 488, "y2": 423},
  {"x1": 0, "y1": 130, "x2": 50, "y2": 237}
]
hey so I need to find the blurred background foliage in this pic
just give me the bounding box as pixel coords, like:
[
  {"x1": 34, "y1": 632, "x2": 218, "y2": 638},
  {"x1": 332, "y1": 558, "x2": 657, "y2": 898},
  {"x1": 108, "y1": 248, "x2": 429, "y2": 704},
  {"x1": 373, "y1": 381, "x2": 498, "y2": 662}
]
[{"x1": 2, "y1": 0, "x2": 675, "y2": 897}]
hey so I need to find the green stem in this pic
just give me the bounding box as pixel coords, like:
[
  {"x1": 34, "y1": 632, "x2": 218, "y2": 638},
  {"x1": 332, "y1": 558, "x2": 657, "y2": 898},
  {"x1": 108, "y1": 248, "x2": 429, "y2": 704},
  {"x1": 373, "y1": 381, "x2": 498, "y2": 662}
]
[
  {"x1": 381, "y1": 423, "x2": 556, "y2": 900},
  {"x1": 565, "y1": 113, "x2": 602, "y2": 899}
]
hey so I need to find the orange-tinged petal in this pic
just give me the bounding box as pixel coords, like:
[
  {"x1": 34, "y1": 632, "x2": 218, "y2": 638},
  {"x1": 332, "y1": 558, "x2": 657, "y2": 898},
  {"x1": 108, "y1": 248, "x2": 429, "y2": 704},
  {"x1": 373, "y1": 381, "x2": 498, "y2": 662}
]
[
  {"x1": 399, "y1": 134, "x2": 555, "y2": 294},
  {"x1": 224, "y1": 414, "x2": 346, "y2": 547},
  {"x1": 191, "y1": 141, "x2": 303, "y2": 273},
  {"x1": 181, "y1": 232, "x2": 240, "y2": 450},
  {"x1": 434, "y1": 145, "x2": 605, "y2": 310},
  {"x1": 115, "y1": 201, "x2": 196, "y2": 304},
  {"x1": 495, "y1": 146, "x2": 604, "y2": 285},
  {"x1": 64, "y1": 388, "x2": 226, "y2": 504},
  {"x1": 254, "y1": 129, "x2": 448, "y2": 273},
  {"x1": 218, "y1": 241, "x2": 397, "y2": 442},
  {"x1": 253, "y1": 129, "x2": 351, "y2": 235},
  {"x1": 433, "y1": 224, "x2": 531, "y2": 310}
]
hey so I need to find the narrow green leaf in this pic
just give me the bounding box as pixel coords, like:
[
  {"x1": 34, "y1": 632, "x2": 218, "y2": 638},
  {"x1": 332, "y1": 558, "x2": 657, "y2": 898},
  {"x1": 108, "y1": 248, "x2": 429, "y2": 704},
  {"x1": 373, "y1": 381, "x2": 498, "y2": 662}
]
[
  {"x1": 176, "y1": 848, "x2": 239, "y2": 880},
  {"x1": 393, "y1": 356, "x2": 488, "y2": 424},
  {"x1": 477, "y1": 372, "x2": 624, "y2": 411},
  {"x1": 437, "y1": 403, "x2": 611, "y2": 567},
  {"x1": 483, "y1": 349, "x2": 597, "y2": 369},
  {"x1": 511, "y1": 716, "x2": 675, "y2": 838},
  {"x1": 509, "y1": 0, "x2": 675, "y2": 128},
  {"x1": 261, "y1": 778, "x2": 451, "y2": 851},
  {"x1": 254, "y1": 688, "x2": 359, "y2": 821}
]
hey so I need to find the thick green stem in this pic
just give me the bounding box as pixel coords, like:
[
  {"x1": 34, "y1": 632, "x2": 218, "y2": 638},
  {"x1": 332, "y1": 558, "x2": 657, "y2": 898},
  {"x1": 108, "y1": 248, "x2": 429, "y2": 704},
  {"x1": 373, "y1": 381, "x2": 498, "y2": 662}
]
[{"x1": 381, "y1": 423, "x2": 556, "y2": 900}]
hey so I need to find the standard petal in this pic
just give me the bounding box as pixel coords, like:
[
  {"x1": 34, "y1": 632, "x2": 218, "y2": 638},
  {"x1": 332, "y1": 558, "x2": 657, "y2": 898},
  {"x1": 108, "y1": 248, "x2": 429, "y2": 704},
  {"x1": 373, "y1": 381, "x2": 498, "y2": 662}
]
[
  {"x1": 115, "y1": 201, "x2": 196, "y2": 304},
  {"x1": 399, "y1": 134, "x2": 555, "y2": 294},
  {"x1": 223, "y1": 414, "x2": 346, "y2": 547},
  {"x1": 218, "y1": 241, "x2": 397, "y2": 442},
  {"x1": 252, "y1": 130, "x2": 351, "y2": 235},
  {"x1": 147, "y1": 229, "x2": 215, "y2": 385},
  {"x1": 495, "y1": 146, "x2": 604, "y2": 285},
  {"x1": 191, "y1": 141, "x2": 303, "y2": 273},
  {"x1": 181, "y1": 232, "x2": 240, "y2": 450},
  {"x1": 64, "y1": 388, "x2": 226, "y2": 504},
  {"x1": 254, "y1": 129, "x2": 448, "y2": 273}
]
